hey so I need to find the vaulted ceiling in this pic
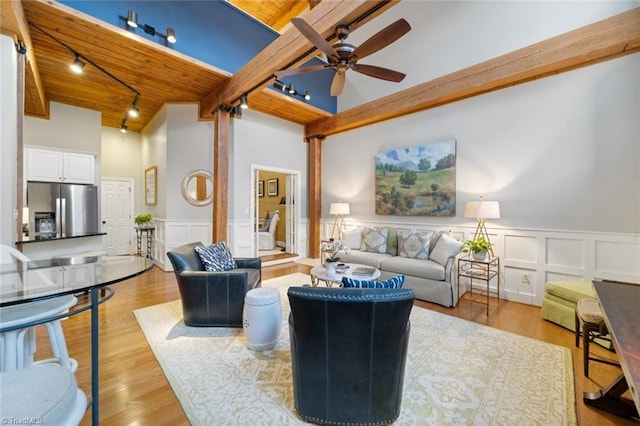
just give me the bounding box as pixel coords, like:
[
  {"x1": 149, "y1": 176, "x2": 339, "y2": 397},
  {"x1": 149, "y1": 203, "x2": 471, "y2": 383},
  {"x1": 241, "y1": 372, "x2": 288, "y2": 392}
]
[
  {"x1": 3, "y1": 0, "x2": 340, "y2": 132},
  {"x1": 2, "y1": 1, "x2": 639, "y2": 136}
]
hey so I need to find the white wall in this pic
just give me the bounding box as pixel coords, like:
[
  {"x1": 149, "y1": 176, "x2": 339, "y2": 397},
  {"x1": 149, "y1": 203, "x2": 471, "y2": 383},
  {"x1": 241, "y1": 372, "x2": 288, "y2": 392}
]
[
  {"x1": 166, "y1": 104, "x2": 214, "y2": 221},
  {"x1": 322, "y1": 1, "x2": 640, "y2": 305},
  {"x1": 0, "y1": 35, "x2": 19, "y2": 247},
  {"x1": 141, "y1": 106, "x2": 168, "y2": 220},
  {"x1": 231, "y1": 109, "x2": 309, "y2": 257},
  {"x1": 339, "y1": 1, "x2": 639, "y2": 110}
]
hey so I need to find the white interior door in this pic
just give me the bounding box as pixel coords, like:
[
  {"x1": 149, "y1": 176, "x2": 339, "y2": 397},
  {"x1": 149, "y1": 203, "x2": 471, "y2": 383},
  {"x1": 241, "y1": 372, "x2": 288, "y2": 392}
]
[
  {"x1": 101, "y1": 178, "x2": 133, "y2": 255},
  {"x1": 285, "y1": 174, "x2": 297, "y2": 254}
]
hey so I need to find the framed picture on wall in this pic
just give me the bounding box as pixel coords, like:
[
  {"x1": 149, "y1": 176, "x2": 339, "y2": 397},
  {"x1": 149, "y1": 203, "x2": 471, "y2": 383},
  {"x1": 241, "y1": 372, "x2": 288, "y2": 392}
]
[
  {"x1": 258, "y1": 180, "x2": 264, "y2": 197},
  {"x1": 145, "y1": 166, "x2": 157, "y2": 205},
  {"x1": 267, "y1": 178, "x2": 279, "y2": 196}
]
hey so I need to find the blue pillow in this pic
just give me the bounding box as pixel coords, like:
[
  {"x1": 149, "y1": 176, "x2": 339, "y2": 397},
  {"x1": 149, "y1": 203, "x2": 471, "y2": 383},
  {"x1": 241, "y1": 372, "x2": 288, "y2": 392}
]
[
  {"x1": 342, "y1": 275, "x2": 405, "y2": 289},
  {"x1": 195, "y1": 242, "x2": 237, "y2": 272}
]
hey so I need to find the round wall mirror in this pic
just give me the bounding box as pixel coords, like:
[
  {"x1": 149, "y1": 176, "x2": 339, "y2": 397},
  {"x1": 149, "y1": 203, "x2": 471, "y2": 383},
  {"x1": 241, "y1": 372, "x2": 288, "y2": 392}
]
[{"x1": 181, "y1": 170, "x2": 213, "y2": 206}]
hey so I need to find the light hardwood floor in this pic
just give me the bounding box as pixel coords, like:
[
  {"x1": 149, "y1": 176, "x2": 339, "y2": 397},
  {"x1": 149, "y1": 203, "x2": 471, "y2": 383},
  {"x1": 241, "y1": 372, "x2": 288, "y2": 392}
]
[{"x1": 35, "y1": 263, "x2": 634, "y2": 425}]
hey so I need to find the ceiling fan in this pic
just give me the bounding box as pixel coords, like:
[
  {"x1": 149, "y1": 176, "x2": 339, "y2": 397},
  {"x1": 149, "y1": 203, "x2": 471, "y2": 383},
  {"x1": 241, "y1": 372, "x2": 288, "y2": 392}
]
[{"x1": 275, "y1": 18, "x2": 411, "y2": 96}]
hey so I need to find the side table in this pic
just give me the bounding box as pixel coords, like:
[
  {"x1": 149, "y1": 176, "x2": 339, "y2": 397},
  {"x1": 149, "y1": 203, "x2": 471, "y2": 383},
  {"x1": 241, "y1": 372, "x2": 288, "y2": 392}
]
[
  {"x1": 457, "y1": 255, "x2": 500, "y2": 316},
  {"x1": 135, "y1": 226, "x2": 155, "y2": 258}
]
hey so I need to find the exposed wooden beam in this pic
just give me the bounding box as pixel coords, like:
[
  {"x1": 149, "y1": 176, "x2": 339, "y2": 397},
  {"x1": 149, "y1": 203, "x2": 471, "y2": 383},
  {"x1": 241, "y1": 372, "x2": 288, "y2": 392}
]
[
  {"x1": 213, "y1": 110, "x2": 230, "y2": 243},
  {"x1": 1, "y1": 0, "x2": 47, "y2": 116},
  {"x1": 307, "y1": 135, "x2": 323, "y2": 259},
  {"x1": 306, "y1": 7, "x2": 640, "y2": 138},
  {"x1": 200, "y1": 0, "x2": 399, "y2": 118}
]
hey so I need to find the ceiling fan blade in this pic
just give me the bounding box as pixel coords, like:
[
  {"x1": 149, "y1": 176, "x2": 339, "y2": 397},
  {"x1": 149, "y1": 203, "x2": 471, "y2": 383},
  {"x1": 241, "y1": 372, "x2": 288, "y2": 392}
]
[
  {"x1": 274, "y1": 64, "x2": 329, "y2": 78},
  {"x1": 352, "y1": 64, "x2": 406, "y2": 82},
  {"x1": 351, "y1": 18, "x2": 411, "y2": 61},
  {"x1": 330, "y1": 72, "x2": 346, "y2": 96},
  {"x1": 291, "y1": 18, "x2": 339, "y2": 61}
]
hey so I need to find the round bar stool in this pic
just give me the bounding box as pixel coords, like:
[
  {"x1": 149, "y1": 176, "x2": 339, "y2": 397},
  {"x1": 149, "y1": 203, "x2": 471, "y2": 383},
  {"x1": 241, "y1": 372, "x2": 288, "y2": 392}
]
[
  {"x1": 0, "y1": 294, "x2": 78, "y2": 372},
  {"x1": 574, "y1": 298, "x2": 618, "y2": 377},
  {"x1": 0, "y1": 364, "x2": 87, "y2": 425}
]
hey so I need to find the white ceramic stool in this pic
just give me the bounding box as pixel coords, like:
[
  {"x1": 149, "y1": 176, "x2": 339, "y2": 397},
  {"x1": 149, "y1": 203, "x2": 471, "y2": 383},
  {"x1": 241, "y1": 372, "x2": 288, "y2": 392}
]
[
  {"x1": 0, "y1": 364, "x2": 87, "y2": 425},
  {"x1": 243, "y1": 287, "x2": 282, "y2": 351},
  {"x1": 0, "y1": 294, "x2": 78, "y2": 372}
]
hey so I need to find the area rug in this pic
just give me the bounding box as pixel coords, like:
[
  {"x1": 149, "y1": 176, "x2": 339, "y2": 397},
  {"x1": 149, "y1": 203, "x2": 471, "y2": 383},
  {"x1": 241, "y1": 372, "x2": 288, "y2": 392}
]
[{"x1": 134, "y1": 273, "x2": 576, "y2": 425}]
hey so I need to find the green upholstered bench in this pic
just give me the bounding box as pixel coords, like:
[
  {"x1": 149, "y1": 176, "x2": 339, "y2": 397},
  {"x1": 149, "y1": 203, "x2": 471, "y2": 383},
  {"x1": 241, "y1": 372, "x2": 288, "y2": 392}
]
[{"x1": 540, "y1": 279, "x2": 595, "y2": 331}]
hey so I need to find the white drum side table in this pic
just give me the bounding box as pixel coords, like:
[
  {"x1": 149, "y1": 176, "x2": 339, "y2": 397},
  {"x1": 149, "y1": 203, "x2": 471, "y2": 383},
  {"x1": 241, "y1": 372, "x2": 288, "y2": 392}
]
[{"x1": 242, "y1": 287, "x2": 282, "y2": 351}]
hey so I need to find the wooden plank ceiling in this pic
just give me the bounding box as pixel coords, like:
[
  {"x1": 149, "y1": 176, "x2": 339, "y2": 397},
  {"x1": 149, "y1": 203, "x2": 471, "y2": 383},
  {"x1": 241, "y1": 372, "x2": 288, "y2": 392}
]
[{"x1": 16, "y1": 0, "x2": 330, "y2": 132}]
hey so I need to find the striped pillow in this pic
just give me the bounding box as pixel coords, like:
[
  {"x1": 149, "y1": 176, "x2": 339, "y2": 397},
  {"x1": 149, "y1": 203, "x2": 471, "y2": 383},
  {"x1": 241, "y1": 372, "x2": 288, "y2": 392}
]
[
  {"x1": 341, "y1": 275, "x2": 405, "y2": 289},
  {"x1": 195, "y1": 242, "x2": 237, "y2": 271}
]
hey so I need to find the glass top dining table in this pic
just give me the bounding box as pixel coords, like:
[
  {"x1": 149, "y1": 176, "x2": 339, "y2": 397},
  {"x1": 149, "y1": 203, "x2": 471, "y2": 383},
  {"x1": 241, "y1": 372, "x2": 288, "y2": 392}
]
[
  {"x1": 0, "y1": 255, "x2": 153, "y2": 306},
  {"x1": 0, "y1": 255, "x2": 154, "y2": 425}
]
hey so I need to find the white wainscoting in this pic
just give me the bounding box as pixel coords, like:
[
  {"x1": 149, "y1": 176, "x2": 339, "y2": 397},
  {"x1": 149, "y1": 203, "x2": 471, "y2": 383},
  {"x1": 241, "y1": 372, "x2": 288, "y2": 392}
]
[
  {"x1": 229, "y1": 218, "x2": 309, "y2": 260},
  {"x1": 328, "y1": 219, "x2": 639, "y2": 307},
  {"x1": 154, "y1": 219, "x2": 212, "y2": 271}
]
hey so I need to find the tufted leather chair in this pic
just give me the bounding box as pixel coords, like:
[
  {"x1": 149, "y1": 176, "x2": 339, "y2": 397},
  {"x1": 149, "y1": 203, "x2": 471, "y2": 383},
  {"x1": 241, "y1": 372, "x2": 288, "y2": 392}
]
[
  {"x1": 287, "y1": 286, "x2": 415, "y2": 425},
  {"x1": 167, "y1": 242, "x2": 261, "y2": 327}
]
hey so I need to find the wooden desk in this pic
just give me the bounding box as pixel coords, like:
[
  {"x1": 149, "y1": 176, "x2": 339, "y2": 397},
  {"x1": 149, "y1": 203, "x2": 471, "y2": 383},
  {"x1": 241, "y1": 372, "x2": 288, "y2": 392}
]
[{"x1": 584, "y1": 280, "x2": 640, "y2": 420}]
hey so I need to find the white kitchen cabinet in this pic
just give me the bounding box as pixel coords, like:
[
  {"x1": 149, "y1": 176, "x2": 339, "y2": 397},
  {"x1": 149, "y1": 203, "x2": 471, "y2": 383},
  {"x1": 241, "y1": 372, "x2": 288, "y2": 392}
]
[{"x1": 26, "y1": 147, "x2": 95, "y2": 184}]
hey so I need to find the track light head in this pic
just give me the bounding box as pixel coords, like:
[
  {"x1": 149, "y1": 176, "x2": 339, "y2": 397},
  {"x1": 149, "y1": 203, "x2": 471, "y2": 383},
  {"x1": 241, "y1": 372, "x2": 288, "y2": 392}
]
[
  {"x1": 128, "y1": 105, "x2": 139, "y2": 118},
  {"x1": 120, "y1": 124, "x2": 128, "y2": 133},
  {"x1": 273, "y1": 80, "x2": 286, "y2": 91},
  {"x1": 70, "y1": 56, "x2": 85, "y2": 74},
  {"x1": 240, "y1": 94, "x2": 248, "y2": 110},
  {"x1": 166, "y1": 28, "x2": 177, "y2": 44},
  {"x1": 126, "y1": 10, "x2": 138, "y2": 28},
  {"x1": 304, "y1": 91, "x2": 311, "y2": 101},
  {"x1": 287, "y1": 84, "x2": 295, "y2": 94}
]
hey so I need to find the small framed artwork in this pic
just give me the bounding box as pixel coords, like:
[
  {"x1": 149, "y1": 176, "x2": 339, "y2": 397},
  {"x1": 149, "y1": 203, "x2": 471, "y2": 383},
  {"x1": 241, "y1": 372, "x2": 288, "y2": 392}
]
[
  {"x1": 145, "y1": 166, "x2": 157, "y2": 205},
  {"x1": 258, "y1": 180, "x2": 264, "y2": 197},
  {"x1": 267, "y1": 178, "x2": 279, "y2": 196}
]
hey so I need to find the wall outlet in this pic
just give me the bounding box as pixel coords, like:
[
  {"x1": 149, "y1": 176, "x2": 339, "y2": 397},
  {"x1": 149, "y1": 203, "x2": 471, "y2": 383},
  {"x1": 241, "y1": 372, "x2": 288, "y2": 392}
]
[{"x1": 522, "y1": 274, "x2": 530, "y2": 284}]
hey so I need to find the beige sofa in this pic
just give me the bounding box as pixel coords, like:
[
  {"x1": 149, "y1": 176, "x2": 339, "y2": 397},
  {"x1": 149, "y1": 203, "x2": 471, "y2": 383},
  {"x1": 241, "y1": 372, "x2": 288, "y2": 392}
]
[{"x1": 336, "y1": 227, "x2": 464, "y2": 307}]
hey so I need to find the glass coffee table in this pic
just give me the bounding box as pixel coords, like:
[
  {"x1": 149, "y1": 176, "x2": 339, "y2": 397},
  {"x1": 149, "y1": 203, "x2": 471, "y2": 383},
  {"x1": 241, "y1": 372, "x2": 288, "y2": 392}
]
[{"x1": 310, "y1": 263, "x2": 380, "y2": 287}]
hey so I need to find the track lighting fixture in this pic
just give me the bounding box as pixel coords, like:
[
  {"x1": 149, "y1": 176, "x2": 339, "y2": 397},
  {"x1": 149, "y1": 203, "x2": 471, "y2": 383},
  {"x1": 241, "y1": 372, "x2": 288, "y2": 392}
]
[
  {"x1": 287, "y1": 84, "x2": 296, "y2": 94},
  {"x1": 240, "y1": 94, "x2": 248, "y2": 110},
  {"x1": 33, "y1": 23, "x2": 141, "y2": 133},
  {"x1": 126, "y1": 10, "x2": 138, "y2": 28},
  {"x1": 128, "y1": 95, "x2": 140, "y2": 118},
  {"x1": 273, "y1": 80, "x2": 286, "y2": 91},
  {"x1": 166, "y1": 28, "x2": 177, "y2": 44},
  {"x1": 70, "y1": 55, "x2": 85, "y2": 74},
  {"x1": 119, "y1": 11, "x2": 177, "y2": 46}
]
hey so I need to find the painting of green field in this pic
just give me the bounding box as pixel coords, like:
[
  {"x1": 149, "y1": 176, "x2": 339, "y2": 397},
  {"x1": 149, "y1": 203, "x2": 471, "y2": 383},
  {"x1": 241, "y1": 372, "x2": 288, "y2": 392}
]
[{"x1": 375, "y1": 141, "x2": 456, "y2": 216}]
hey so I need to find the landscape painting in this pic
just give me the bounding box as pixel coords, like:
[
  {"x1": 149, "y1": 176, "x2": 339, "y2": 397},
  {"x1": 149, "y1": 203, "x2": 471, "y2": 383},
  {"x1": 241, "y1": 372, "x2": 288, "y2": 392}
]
[{"x1": 375, "y1": 140, "x2": 456, "y2": 216}]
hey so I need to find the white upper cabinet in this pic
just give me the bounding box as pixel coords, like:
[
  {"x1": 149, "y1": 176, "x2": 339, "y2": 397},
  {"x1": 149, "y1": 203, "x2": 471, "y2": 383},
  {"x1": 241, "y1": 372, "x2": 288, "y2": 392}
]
[{"x1": 26, "y1": 147, "x2": 95, "y2": 184}]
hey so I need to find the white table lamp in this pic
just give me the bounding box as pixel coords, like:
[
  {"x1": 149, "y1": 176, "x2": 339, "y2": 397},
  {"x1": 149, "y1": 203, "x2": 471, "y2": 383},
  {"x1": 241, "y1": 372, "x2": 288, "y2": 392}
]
[
  {"x1": 329, "y1": 202, "x2": 350, "y2": 240},
  {"x1": 464, "y1": 197, "x2": 500, "y2": 257}
]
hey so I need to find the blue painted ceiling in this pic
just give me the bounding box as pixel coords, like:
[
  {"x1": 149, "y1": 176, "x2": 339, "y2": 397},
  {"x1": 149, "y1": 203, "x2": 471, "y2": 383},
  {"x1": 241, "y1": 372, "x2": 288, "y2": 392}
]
[{"x1": 61, "y1": 1, "x2": 336, "y2": 113}]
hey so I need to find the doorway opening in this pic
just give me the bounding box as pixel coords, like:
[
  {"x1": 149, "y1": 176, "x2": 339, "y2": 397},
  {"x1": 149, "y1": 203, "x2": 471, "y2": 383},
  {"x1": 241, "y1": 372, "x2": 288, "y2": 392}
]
[{"x1": 252, "y1": 165, "x2": 300, "y2": 262}]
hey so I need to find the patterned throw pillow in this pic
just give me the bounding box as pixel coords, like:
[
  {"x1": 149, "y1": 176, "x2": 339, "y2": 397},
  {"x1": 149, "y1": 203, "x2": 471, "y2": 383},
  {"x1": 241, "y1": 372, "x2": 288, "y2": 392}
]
[
  {"x1": 397, "y1": 230, "x2": 432, "y2": 260},
  {"x1": 342, "y1": 275, "x2": 405, "y2": 289},
  {"x1": 195, "y1": 242, "x2": 237, "y2": 271},
  {"x1": 360, "y1": 227, "x2": 388, "y2": 254},
  {"x1": 428, "y1": 233, "x2": 464, "y2": 266}
]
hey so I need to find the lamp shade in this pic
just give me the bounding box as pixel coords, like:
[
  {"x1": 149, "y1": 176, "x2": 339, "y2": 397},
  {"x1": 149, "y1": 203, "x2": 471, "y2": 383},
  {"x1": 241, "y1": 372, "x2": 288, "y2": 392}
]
[
  {"x1": 464, "y1": 201, "x2": 500, "y2": 219},
  {"x1": 329, "y1": 202, "x2": 350, "y2": 216}
]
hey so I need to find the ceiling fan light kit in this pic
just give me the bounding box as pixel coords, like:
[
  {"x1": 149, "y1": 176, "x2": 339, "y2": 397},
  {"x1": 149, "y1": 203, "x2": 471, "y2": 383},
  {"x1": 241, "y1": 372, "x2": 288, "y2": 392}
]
[{"x1": 275, "y1": 18, "x2": 412, "y2": 96}]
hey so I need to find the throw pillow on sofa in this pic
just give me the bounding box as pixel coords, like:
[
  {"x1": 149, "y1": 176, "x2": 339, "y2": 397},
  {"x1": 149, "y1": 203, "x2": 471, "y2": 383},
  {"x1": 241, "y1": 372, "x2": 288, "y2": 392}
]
[
  {"x1": 397, "y1": 230, "x2": 432, "y2": 260},
  {"x1": 195, "y1": 242, "x2": 237, "y2": 271},
  {"x1": 342, "y1": 229, "x2": 363, "y2": 250},
  {"x1": 429, "y1": 233, "x2": 463, "y2": 266},
  {"x1": 342, "y1": 275, "x2": 405, "y2": 288},
  {"x1": 360, "y1": 227, "x2": 388, "y2": 254}
]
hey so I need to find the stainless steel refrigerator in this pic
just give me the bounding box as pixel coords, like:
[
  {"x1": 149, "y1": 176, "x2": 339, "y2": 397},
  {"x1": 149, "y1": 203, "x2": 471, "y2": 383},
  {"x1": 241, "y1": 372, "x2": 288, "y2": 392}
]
[{"x1": 27, "y1": 182, "x2": 99, "y2": 239}]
